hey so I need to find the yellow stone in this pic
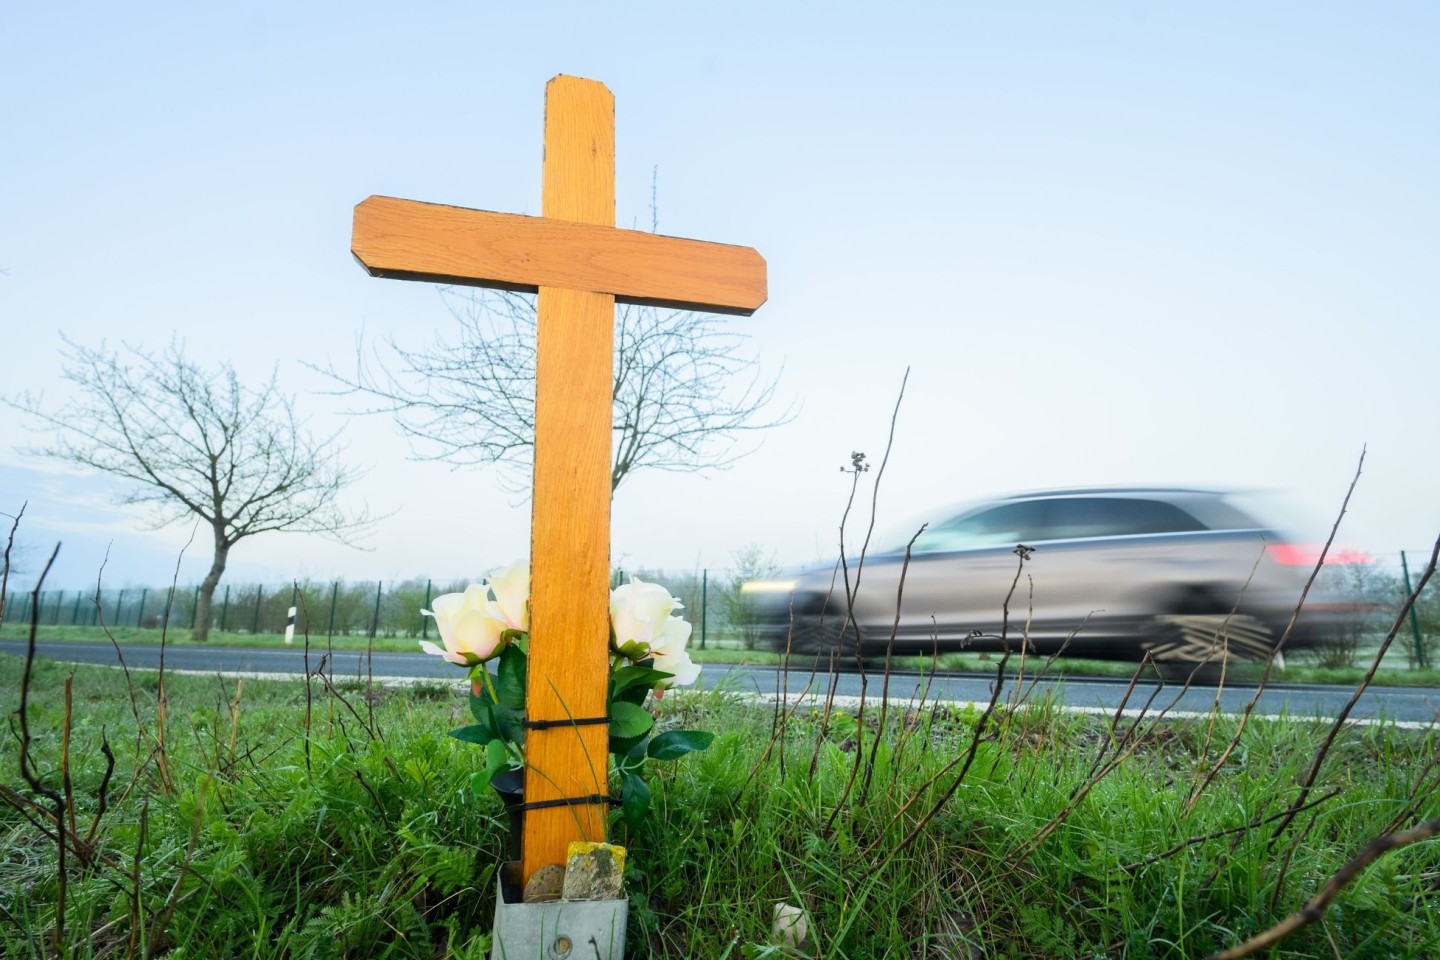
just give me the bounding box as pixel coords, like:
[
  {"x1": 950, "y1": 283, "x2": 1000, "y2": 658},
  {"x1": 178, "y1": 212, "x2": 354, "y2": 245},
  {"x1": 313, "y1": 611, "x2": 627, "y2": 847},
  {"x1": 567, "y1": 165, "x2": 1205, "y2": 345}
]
[
  {"x1": 561, "y1": 842, "x2": 627, "y2": 901},
  {"x1": 567, "y1": 841, "x2": 626, "y2": 866}
]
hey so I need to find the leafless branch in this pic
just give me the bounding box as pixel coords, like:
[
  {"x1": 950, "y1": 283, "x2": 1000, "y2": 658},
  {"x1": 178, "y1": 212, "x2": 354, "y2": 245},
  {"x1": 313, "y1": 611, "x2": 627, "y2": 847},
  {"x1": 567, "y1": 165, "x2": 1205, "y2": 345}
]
[
  {"x1": 311, "y1": 287, "x2": 794, "y2": 495},
  {"x1": 1267, "y1": 529, "x2": 1440, "y2": 845},
  {"x1": 9, "y1": 336, "x2": 374, "y2": 641},
  {"x1": 1205, "y1": 813, "x2": 1440, "y2": 960},
  {"x1": 1184, "y1": 449, "x2": 1365, "y2": 814}
]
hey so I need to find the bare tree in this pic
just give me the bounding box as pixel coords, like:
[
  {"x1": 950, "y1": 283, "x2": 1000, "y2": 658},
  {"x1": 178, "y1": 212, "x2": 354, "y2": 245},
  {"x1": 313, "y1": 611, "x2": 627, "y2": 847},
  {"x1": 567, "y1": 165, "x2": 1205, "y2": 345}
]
[
  {"x1": 317, "y1": 287, "x2": 792, "y2": 495},
  {"x1": 11, "y1": 337, "x2": 371, "y2": 641}
]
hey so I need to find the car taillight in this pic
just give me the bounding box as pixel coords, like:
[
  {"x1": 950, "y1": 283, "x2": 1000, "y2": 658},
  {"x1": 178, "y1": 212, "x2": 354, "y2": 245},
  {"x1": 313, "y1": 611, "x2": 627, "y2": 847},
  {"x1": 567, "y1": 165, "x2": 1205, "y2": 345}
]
[{"x1": 1265, "y1": 544, "x2": 1371, "y2": 566}]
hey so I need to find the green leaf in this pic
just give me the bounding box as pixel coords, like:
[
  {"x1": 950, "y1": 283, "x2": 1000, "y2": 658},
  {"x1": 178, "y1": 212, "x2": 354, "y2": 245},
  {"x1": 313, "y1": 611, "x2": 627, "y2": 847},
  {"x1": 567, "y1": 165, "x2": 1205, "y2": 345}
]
[
  {"x1": 608, "y1": 701, "x2": 654, "y2": 740},
  {"x1": 484, "y1": 738, "x2": 510, "y2": 783},
  {"x1": 495, "y1": 645, "x2": 528, "y2": 710},
  {"x1": 492, "y1": 704, "x2": 526, "y2": 746},
  {"x1": 612, "y1": 735, "x2": 649, "y2": 772},
  {"x1": 610, "y1": 664, "x2": 672, "y2": 698},
  {"x1": 470, "y1": 771, "x2": 491, "y2": 796},
  {"x1": 609, "y1": 730, "x2": 647, "y2": 758},
  {"x1": 449, "y1": 723, "x2": 494, "y2": 745},
  {"x1": 647, "y1": 729, "x2": 714, "y2": 761},
  {"x1": 621, "y1": 772, "x2": 651, "y2": 830},
  {"x1": 468, "y1": 688, "x2": 492, "y2": 724}
]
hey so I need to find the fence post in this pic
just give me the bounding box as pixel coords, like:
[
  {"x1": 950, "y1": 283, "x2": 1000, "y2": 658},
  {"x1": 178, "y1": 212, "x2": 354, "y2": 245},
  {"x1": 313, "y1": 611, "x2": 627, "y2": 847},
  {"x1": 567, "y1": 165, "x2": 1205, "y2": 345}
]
[
  {"x1": 1400, "y1": 550, "x2": 1427, "y2": 669},
  {"x1": 113, "y1": 589, "x2": 124, "y2": 627},
  {"x1": 252, "y1": 586, "x2": 263, "y2": 634},
  {"x1": 700, "y1": 569, "x2": 708, "y2": 650},
  {"x1": 137, "y1": 588, "x2": 148, "y2": 628},
  {"x1": 327, "y1": 582, "x2": 338, "y2": 642},
  {"x1": 422, "y1": 579, "x2": 432, "y2": 639},
  {"x1": 371, "y1": 581, "x2": 383, "y2": 637},
  {"x1": 71, "y1": 590, "x2": 83, "y2": 625},
  {"x1": 192, "y1": 586, "x2": 200, "y2": 631},
  {"x1": 220, "y1": 585, "x2": 230, "y2": 632}
]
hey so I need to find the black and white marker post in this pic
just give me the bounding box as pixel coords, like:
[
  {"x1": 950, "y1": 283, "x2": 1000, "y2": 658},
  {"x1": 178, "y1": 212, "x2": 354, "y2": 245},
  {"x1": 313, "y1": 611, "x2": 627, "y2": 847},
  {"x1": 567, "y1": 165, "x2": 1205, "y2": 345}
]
[{"x1": 285, "y1": 582, "x2": 297, "y2": 645}]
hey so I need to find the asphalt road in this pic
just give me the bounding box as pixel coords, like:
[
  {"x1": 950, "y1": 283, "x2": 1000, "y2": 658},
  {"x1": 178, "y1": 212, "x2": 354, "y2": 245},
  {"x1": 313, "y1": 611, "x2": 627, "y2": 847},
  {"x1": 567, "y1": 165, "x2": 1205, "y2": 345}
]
[{"x1": 3, "y1": 639, "x2": 1437, "y2": 725}]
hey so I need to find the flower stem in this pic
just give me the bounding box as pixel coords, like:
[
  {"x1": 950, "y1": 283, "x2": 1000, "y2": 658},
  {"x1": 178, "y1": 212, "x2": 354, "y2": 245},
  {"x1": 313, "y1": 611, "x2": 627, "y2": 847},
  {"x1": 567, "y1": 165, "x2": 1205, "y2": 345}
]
[{"x1": 479, "y1": 666, "x2": 500, "y2": 704}]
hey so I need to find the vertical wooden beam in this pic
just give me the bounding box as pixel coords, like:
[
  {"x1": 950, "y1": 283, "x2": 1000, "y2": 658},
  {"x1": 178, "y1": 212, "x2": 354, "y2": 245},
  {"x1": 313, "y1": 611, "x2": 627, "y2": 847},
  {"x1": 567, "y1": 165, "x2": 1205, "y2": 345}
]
[{"x1": 522, "y1": 76, "x2": 616, "y2": 881}]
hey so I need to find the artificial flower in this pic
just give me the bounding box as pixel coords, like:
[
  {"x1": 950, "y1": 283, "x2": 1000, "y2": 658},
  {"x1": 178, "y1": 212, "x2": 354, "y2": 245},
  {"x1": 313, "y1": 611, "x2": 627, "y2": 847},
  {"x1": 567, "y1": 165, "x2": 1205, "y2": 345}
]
[
  {"x1": 486, "y1": 560, "x2": 529, "y2": 632},
  {"x1": 420, "y1": 583, "x2": 508, "y2": 665},
  {"x1": 610, "y1": 577, "x2": 683, "y2": 653}
]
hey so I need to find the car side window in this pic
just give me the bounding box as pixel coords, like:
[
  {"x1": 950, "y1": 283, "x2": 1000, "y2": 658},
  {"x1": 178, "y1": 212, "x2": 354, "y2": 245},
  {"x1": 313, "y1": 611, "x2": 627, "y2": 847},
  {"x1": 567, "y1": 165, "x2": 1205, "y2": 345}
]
[
  {"x1": 912, "y1": 500, "x2": 1053, "y2": 553},
  {"x1": 1044, "y1": 497, "x2": 1207, "y2": 540}
]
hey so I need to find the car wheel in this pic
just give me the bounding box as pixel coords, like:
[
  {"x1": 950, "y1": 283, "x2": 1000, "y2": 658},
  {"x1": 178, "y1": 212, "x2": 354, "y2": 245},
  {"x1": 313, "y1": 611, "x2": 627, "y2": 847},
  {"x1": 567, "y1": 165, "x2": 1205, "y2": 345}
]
[
  {"x1": 1142, "y1": 613, "x2": 1274, "y2": 683},
  {"x1": 774, "y1": 613, "x2": 863, "y2": 664}
]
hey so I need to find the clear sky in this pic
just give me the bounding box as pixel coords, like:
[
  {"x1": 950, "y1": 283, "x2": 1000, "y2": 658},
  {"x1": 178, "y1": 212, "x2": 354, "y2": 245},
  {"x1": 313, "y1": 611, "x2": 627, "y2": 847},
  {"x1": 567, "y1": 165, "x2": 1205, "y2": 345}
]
[{"x1": 2, "y1": 2, "x2": 1436, "y2": 591}]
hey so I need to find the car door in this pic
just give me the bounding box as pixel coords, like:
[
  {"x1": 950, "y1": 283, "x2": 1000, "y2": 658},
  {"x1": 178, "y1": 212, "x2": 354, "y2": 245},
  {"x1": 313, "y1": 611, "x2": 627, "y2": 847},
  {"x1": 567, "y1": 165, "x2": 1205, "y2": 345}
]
[
  {"x1": 1012, "y1": 496, "x2": 1213, "y2": 649},
  {"x1": 850, "y1": 499, "x2": 1056, "y2": 649}
]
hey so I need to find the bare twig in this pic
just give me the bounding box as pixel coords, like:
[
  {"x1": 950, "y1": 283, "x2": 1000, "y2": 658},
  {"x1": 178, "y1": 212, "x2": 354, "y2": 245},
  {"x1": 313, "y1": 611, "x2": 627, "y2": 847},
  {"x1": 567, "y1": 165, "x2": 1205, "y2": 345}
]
[
  {"x1": 0, "y1": 502, "x2": 25, "y2": 627},
  {"x1": 299, "y1": 582, "x2": 314, "y2": 773},
  {"x1": 1206, "y1": 814, "x2": 1440, "y2": 960},
  {"x1": 127, "y1": 797, "x2": 150, "y2": 959},
  {"x1": 1267, "y1": 530, "x2": 1440, "y2": 845},
  {"x1": 1185, "y1": 451, "x2": 1365, "y2": 815},
  {"x1": 860, "y1": 524, "x2": 926, "y2": 806},
  {"x1": 858, "y1": 546, "x2": 1033, "y2": 871},
  {"x1": 826, "y1": 372, "x2": 910, "y2": 827},
  {"x1": 17, "y1": 544, "x2": 67, "y2": 950},
  {"x1": 1122, "y1": 788, "x2": 1340, "y2": 871}
]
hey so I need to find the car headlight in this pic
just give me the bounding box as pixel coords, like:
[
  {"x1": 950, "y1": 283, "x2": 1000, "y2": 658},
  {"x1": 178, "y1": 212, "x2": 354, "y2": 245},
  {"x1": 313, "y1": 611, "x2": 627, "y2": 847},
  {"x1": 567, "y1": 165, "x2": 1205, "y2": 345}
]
[{"x1": 740, "y1": 579, "x2": 797, "y2": 594}]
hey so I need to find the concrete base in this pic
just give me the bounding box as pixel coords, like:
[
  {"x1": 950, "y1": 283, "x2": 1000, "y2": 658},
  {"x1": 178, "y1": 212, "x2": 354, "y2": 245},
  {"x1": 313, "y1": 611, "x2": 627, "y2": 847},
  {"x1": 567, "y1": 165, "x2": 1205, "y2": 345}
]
[{"x1": 491, "y1": 862, "x2": 627, "y2": 960}]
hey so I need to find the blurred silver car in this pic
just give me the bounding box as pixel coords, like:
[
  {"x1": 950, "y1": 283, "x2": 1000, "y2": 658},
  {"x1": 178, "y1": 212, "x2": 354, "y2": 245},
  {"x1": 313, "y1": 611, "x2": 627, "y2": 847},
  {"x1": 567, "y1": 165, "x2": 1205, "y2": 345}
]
[{"x1": 742, "y1": 487, "x2": 1368, "y2": 667}]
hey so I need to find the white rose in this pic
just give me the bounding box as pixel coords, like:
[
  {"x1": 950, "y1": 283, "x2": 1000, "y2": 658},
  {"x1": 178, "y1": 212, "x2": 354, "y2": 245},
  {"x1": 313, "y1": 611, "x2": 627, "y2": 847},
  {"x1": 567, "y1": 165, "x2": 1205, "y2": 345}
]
[
  {"x1": 652, "y1": 642, "x2": 701, "y2": 691},
  {"x1": 649, "y1": 614, "x2": 700, "y2": 690},
  {"x1": 420, "y1": 584, "x2": 508, "y2": 665},
  {"x1": 609, "y1": 578, "x2": 683, "y2": 652},
  {"x1": 485, "y1": 560, "x2": 529, "y2": 632}
]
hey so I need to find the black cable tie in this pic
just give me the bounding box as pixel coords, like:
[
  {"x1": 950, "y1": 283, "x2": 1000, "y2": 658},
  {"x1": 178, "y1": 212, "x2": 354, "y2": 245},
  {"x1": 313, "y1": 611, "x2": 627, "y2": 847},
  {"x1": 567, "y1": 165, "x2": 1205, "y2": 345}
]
[
  {"x1": 515, "y1": 793, "x2": 619, "y2": 812},
  {"x1": 522, "y1": 715, "x2": 611, "y2": 730}
]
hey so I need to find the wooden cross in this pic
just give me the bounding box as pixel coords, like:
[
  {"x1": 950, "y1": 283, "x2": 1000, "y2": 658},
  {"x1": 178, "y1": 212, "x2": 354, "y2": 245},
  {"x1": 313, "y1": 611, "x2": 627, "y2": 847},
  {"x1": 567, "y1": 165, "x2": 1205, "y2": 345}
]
[{"x1": 351, "y1": 75, "x2": 766, "y2": 883}]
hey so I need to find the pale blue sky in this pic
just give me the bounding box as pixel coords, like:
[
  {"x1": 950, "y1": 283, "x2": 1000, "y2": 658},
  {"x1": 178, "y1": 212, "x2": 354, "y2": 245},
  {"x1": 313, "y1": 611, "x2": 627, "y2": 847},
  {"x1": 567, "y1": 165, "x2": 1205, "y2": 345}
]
[{"x1": 3, "y1": 2, "x2": 1437, "y2": 589}]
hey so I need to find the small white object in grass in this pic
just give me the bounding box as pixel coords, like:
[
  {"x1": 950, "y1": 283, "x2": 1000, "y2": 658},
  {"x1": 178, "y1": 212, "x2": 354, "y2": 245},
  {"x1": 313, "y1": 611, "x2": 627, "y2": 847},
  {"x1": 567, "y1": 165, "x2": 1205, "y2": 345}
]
[
  {"x1": 284, "y1": 606, "x2": 296, "y2": 645},
  {"x1": 772, "y1": 902, "x2": 809, "y2": 949}
]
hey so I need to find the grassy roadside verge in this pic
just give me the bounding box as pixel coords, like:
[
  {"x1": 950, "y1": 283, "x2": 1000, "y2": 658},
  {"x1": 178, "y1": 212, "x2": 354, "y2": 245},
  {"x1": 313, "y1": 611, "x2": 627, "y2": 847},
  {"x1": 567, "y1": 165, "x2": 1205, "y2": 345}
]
[
  {"x1": 3, "y1": 649, "x2": 1438, "y2": 958},
  {"x1": 5, "y1": 621, "x2": 1439, "y2": 688}
]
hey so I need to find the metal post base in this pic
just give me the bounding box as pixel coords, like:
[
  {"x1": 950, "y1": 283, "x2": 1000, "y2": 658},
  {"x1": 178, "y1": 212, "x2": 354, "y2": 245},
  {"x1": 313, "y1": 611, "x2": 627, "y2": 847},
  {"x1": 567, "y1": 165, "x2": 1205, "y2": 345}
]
[{"x1": 491, "y1": 862, "x2": 627, "y2": 960}]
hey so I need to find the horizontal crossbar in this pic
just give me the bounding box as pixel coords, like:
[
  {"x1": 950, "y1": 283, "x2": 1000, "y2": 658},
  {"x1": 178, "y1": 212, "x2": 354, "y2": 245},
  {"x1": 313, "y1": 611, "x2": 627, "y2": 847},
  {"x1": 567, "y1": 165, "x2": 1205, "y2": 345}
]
[{"x1": 352, "y1": 196, "x2": 767, "y2": 315}]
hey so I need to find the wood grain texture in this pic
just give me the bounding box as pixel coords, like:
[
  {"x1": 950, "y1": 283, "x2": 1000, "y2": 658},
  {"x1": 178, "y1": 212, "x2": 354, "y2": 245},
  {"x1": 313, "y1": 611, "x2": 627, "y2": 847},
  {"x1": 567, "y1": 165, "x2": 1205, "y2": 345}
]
[
  {"x1": 525, "y1": 286, "x2": 614, "y2": 877},
  {"x1": 351, "y1": 197, "x2": 767, "y2": 315},
  {"x1": 522, "y1": 75, "x2": 616, "y2": 882}
]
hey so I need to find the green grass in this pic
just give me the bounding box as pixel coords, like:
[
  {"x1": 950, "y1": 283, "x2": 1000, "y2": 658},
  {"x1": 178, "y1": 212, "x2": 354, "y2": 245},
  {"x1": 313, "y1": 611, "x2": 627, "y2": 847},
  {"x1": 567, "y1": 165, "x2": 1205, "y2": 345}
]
[{"x1": 2, "y1": 648, "x2": 1438, "y2": 958}]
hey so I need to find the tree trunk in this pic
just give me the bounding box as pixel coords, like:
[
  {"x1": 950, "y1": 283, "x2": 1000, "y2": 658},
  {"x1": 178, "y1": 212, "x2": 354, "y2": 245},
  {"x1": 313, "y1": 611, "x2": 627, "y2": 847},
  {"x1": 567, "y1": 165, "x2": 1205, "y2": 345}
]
[{"x1": 193, "y1": 534, "x2": 230, "y2": 643}]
